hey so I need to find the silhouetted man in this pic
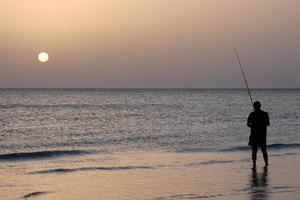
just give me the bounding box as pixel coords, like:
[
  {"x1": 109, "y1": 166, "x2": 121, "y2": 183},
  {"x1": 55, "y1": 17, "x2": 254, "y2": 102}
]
[{"x1": 247, "y1": 101, "x2": 270, "y2": 168}]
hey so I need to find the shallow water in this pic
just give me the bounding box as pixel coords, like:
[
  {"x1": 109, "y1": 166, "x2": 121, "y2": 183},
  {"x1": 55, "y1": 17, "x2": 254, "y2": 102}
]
[
  {"x1": 0, "y1": 89, "x2": 299, "y2": 199},
  {"x1": 0, "y1": 150, "x2": 299, "y2": 200}
]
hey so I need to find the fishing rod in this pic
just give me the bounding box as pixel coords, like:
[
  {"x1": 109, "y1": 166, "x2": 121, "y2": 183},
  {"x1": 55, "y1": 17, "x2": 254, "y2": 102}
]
[{"x1": 234, "y1": 47, "x2": 254, "y2": 106}]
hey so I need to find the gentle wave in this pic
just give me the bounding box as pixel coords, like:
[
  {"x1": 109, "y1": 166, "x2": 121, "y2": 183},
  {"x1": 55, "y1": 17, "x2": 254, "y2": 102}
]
[
  {"x1": 23, "y1": 191, "x2": 51, "y2": 199},
  {"x1": 223, "y1": 143, "x2": 300, "y2": 152},
  {"x1": 178, "y1": 143, "x2": 300, "y2": 153},
  {"x1": 186, "y1": 160, "x2": 237, "y2": 167},
  {"x1": 0, "y1": 103, "x2": 178, "y2": 110},
  {"x1": 30, "y1": 165, "x2": 154, "y2": 174},
  {"x1": 185, "y1": 152, "x2": 298, "y2": 167},
  {"x1": 0, "y1": 150, "x2": 91, "y2": 161},
  {"x1": 152, "y1": 193, "x2": 223, "y2": 200}
]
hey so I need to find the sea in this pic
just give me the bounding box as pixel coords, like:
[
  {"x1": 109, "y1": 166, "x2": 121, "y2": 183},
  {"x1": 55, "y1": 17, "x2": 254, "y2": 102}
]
[{"x1": 0, "y1": 89, "x2": 299, "y2": 200}]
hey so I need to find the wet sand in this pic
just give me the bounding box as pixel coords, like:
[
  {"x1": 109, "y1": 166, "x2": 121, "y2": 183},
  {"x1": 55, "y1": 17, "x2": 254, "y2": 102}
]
[{"x1": 0, "y1": 150, "x2": 299, "y2": 200}]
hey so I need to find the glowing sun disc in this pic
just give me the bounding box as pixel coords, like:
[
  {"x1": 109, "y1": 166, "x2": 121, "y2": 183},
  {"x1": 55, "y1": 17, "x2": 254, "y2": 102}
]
[{"x1": 38, "y1": 52, "x2": 49, "y2": 62}]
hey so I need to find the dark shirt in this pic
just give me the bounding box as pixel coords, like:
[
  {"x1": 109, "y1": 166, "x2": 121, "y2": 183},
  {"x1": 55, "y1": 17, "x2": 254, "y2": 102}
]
[{"x1": 247, "y1": 110, "x2": 270, "y2": 147}]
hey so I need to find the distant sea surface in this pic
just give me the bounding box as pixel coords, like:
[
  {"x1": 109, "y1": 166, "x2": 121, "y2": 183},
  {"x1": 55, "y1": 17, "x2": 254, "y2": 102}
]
[
  {"x1": 0, "y1": 89, "x2": 299, "y2": 154},
  {"x1": 0, "y1": 89, "x2": 300, "y2": 200}
]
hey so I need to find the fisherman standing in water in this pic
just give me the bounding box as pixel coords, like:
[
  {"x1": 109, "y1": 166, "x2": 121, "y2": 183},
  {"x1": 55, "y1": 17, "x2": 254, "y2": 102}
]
[{"x1": 247, "y1": 101, "x2": 270, "y2": 168}]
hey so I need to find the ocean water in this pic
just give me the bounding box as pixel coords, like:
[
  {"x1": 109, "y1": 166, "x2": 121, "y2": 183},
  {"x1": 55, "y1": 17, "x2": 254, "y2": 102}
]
[
  {"x1": 0, "y1": 89, "x2": 299, "y2": 154},
  {"x1": 0, "y1": 89, "x2": 299, "y2": 200}
]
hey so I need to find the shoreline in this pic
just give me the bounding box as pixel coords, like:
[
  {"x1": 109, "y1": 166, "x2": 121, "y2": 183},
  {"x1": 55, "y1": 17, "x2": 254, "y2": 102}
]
[{"x1": 1, "y1": 148, "x2": 299, "y2": 200}]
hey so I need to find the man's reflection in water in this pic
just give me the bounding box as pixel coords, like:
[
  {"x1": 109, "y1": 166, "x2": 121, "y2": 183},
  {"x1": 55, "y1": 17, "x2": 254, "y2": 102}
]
[{"x1": 249, "y1": 167, "x2": 269, "y2": 200}]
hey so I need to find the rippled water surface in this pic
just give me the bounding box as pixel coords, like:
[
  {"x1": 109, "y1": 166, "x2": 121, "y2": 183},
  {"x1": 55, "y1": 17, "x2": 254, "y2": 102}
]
[
  {"x1": 0, "y1": 89, "x2": 299, "y2": 154},
  {"x1": 0, "y1": 89, "x2": 300, "y2": 200}
]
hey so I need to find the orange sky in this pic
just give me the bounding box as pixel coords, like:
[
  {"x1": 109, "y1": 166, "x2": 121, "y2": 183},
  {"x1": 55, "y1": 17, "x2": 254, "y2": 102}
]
[{"x1": 1, "y1": 0, "x2": 300, "y2": 88}]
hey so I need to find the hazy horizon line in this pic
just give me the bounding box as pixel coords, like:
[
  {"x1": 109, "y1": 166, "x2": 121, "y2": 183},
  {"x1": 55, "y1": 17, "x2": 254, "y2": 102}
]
[{"x1": 0, "y1": 87, "x2": 299, "y2": 90}]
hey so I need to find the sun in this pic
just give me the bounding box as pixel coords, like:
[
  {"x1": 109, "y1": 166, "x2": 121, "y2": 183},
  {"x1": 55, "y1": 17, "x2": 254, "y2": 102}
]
[{"x1": 38, "y1": 52, "x2": 49, "y2": 62}]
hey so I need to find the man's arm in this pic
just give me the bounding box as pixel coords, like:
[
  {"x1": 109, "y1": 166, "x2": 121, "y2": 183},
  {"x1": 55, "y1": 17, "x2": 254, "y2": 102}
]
[
  {"x1": 247, "y1": 113, "x2": 252, "y2": 127},
  {"x1": 265, "y1": 112, "x2": 270, "y2": 126}
]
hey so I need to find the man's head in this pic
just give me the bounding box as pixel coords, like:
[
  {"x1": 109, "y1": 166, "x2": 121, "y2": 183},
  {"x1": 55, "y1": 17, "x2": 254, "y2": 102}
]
[{"x1": 253, "y1": 101, "x2": 261, "y2": 111}]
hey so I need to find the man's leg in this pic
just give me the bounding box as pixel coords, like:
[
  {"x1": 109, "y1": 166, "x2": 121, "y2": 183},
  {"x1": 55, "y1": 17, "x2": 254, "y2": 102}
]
[
  {"x1": 252, "y1": 146, "x2": 258, "y2": 168},
  {"x1": 261, "y1": 146, "x2": 268, "y2": 166}
]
